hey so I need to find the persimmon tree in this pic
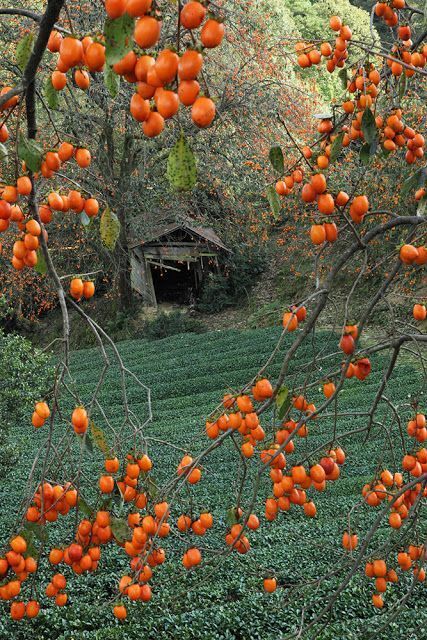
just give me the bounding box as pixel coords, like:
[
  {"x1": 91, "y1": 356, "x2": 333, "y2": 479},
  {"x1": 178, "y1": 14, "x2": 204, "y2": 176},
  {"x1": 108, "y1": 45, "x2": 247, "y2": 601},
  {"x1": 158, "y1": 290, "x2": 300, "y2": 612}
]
[{"x1": 0, "y1": 0, "x2": 426, "y2": 636}]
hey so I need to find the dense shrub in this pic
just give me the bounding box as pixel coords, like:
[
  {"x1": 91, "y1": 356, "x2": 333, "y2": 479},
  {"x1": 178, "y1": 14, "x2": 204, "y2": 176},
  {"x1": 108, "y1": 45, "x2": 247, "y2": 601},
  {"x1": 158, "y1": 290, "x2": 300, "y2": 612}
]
[
  {"x1": 196, "y1": 273, "x2": 233, "y2": 313},
  {"x1": 142, "y1": 311, "x2": 205, "y2": 340},
  {"x1": 248, "y1": 301, "x2": 283, "y2": 328},
  {"x1": 0, "y1": 329, "x2": 53, "y2": 476},
  {"x1": 197, "y1": 246, "x2": 266, "y2": 313}
]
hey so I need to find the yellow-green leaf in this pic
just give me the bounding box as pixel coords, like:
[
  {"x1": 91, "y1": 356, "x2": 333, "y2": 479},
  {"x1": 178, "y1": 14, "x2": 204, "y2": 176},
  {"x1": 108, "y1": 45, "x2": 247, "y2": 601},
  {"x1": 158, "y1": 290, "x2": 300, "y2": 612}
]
[
  {"x1": 44, "y1": 75, "x2": 59, "y2": 110},
  {"x1": 111, "y1": 517, "x2": 131, "y2": 544},
  {"x1": 104, "y1": 14, "x2": 134, "y2": 66},
  {"x1": 167, "y1": 132, "x2": 197, "y2": 191},
  {"x1": 16, "y1": 33, "x2": 34, "y2": 71},
  {"x1": 90, "y1": 420, "x2": 111, "y2": 456},
  {"x1": 100, "y1": 206, "x2": 120, "y2": 251}
]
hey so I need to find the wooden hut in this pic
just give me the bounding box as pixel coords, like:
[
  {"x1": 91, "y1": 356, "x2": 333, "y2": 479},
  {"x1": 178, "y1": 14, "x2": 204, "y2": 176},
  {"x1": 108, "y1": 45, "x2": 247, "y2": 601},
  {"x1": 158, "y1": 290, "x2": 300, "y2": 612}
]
[{"x1": 129, "y1": 220, "x2": 231, "y2": 307}]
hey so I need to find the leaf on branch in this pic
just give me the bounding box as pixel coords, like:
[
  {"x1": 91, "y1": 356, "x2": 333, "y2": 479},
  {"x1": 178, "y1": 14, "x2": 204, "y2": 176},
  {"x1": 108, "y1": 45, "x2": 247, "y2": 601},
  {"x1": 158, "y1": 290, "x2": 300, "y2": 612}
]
[
  {"x1": 359, "y1": 144, "x2": 370, "y2": 166},
  {"x1": 111, "y1": 517, "x2": 131, "y2": 544},
  {"x1": 90, "y1": 420, "x2": 111, "y2": 457},
  {"x1": 401, "y1": 166, "x2": 427, "y2": 197},
  {"x1": 147, "y1": 476, "x2": 159, "y2": 499},
  {"x1": 417, "y1": 197, "x2": 427, "y2": 217},
  {"x1": 276, "y1": 385, "x2": 290, "y2": 420},
  {"x1": 101, "y1": 497, "x2": 113, "y2": 511},
  {"x1": 112, "y1": 482, "x2": 124, "y2": 507},
  {"x1": 329, "y1": 132, "x2": 344, "y2": 163},
  {"x1": 22, "y1": 533, "x2": 39, "y2": 559},
  {"x1": 0, "y1": 142, "x2": 8, "y2": 162},
  {"x1": 226, "y1": 507, "x2": 240, "y2": 526},
  {"x1": 100, "y1": 206, "x2": 120, "y2": 251},
  {"x1": 269, "y1": 145, "x2": 284, "y2": 174},
  {"x1": 104, "y1": 65, "x2": 120, "y2": 98},
  {"x1": 78, "y1": 496, "x2": 94, "y2": 517},
  {"x1": 338, "y1": 68, "x2": 348, "y2": 89},
  {"x1": 167, "y1": 132, "x2": 197, "y2": 191},
  {"x1": 266, "y1": 185, "x2": 281, "y2": 219},
  {"x1": 80, "y1": 211, "x2": 91, "y2": 226},
  {"x1": 34, "y1": 248, "x2": 47, "y2": 275},
  {"x1": 84, "y1": 433, "x2": 94, "y2": 455},
  {"x1": 104, "y1": 14, "x2": 134, "y2": 66},
  {"x1": 314, "y1": 112, "x2": 333, "y2": 119},
  {"x1": 359, "y1": 140, "x2": 377, "y2": 166},
  {"x1": 23, "y1": 521, "x2": 48, "y2": 544},
  {"x1": 361, "y1": 108, "x2": 377, "y2": 145},
  {"x1": 44, "y1": 75, "x2": 59, "y2": 110},
  {"x1": 398, "y1": 74, "x2": 407, "y2": 101},
  {"x1": 18, "y1": 135, "x2": 43, "y2": 172},
  {"x1": 16, "y1": 33, "x2": 34, "y2": 71}
]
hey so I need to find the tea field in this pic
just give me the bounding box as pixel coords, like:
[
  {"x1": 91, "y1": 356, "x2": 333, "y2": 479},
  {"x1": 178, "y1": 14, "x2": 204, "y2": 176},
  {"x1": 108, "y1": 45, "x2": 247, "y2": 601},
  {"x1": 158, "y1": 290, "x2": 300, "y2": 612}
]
[{"x1": 0, "y1": 326, "x2": 425, "y2": 640}]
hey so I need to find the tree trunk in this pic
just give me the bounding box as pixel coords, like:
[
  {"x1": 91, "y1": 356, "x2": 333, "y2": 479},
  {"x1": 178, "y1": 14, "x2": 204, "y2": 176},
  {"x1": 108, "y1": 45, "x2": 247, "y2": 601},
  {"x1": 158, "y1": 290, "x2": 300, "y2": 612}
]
[
  {"x1": 114, "y1": 131, "x2": 137, "y2": 310},
  {"x1": 116, "y1": 206, "x2": 133, "y2": 310}
]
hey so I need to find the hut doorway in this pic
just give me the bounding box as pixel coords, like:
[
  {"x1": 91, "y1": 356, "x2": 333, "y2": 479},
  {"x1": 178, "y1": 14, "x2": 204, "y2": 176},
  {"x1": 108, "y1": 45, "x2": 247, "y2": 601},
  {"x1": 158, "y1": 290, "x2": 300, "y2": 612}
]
[{"x1": 149, "y1": 261, "x2": 200, "y2": 305}]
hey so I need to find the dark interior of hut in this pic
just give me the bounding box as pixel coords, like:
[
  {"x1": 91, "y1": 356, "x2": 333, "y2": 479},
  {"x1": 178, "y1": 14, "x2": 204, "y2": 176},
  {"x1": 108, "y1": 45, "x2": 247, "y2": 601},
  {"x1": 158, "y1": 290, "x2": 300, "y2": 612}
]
[{"x1": 150, "y1": 262, "x2": 198, "y2": 305}]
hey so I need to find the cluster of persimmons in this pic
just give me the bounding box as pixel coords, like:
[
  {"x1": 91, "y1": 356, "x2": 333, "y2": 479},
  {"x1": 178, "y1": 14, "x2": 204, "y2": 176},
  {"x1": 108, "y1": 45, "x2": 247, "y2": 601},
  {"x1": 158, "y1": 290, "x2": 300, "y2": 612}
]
[
  {"x1": 48, "y1": 0, "x2": 224, "y2": 135},
  {"x1": 360, "y1": 412, "x2": 427, "y2": 607}
]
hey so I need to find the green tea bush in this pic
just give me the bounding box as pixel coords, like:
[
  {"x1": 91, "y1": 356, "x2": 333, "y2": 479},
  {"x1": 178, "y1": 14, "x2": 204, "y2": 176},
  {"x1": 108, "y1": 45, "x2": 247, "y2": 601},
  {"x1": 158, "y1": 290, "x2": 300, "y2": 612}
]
[
  {"x1": 142, "y1": 311, "x2": 205, "y2": 340},
  {"x1": 0, "y1": 330, "x2": 53, "y2": 476}
]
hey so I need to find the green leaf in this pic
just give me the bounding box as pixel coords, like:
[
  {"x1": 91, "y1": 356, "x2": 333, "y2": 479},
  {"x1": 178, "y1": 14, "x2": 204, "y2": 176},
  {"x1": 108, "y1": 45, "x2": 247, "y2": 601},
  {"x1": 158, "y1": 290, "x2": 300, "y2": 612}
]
[
  {"x1": 167, "y1": 132, "x2": 197, "y2": 191},
  {"x1": 78, "y1": 496, "x2": 94, "y2": 517},
  {"x1": 417, "y1": 197, "x2": 427, "y2": 217},
  {"x1": 34, "y1": 248, "x2": 47, "y2": 275},
  {"x1": 26, "y1": 538, "x2": 39, "y2": 559},
  {"x1": 16, "y1": 33, "x2": 34, "y2": 71},
  {"x1": 20, "y1": 527, "x2": 39, "y2": 558},
  {"x1": 329, "y1": 132, "x2": 344, "y2": 163},
  {"x1": 276, "y1": 385, "x2": 290, "y2": 420},
  {"x1": 111, "y1": 517, "x2": 131, "y2": 544},
  {"x1": 269, "y1": 146, "x2": 284, "y2": 174},
  {"x1": 90, "y1": 420, "x2": 111, "y2": 456},
  {"x1": 80, "y1": 211, "x2": 91, "y2": 226},
  {"x1": 359, "y1": 140, "x2": 378, "y2": 166},
  {"x1": 18, "y1": 135, "x2": 43, "y2": 172},
  {"x1": 314, "y1": 112, "x2": 333, "y2": 119},
  {"x1": 266, "y1": 184, "x2": 281, "y2": 219},
  {"x1": 84, "y1": 432, "x2": 94, "y2": 454},
  {"x1": 401, "y1": 166, "x2": 427, "y2": 197},
  {"x1": 359, "y1": 144, "x2": 370, "y2": 166},
  {"x1": 101, "y1": 497, "x2": 113, "y2": 511},
  {"x1": 112, "y1": 482, "x2": 125, "y2": 507},
  {"x1": 0, "y1": 142, "x2": 8, "y2": 162},
  {"x1": 104, "y1": 14, "x2": 134, "y2": 66},
  {"x1": 226, "y1": 507, "x2": 240, "y2": 527},
  {"x1": 147, "y1": 476, "x2": 159, "y2": 499},
  {"x1": 104, "y1": 65, "x2": 120, "y2": 98},
  {"x1": 361, "y1": 108, "x2": 377, "y2": 145},
  {"x1": 338, "y1": 68, "x2": 348, "y2": 89},
  {"x1": 23, "y1": 521, "x2": 48, "y2": 544},
  {"x1": 100, "y1": 206, "x2": 120, "y2": 251},
  {"x1": 44, "y1": 75, "x2": 59, "y2": 110},
  {"x1": 398, "y1": 74, "x2": 407, "y2": 101}
]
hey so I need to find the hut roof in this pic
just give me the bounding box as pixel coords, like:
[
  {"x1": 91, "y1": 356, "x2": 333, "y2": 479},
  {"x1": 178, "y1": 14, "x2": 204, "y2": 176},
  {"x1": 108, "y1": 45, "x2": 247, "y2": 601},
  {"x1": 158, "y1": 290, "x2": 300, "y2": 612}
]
[{"x1": 129, "y1": 219, "x2": 231, "y2": 252}]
